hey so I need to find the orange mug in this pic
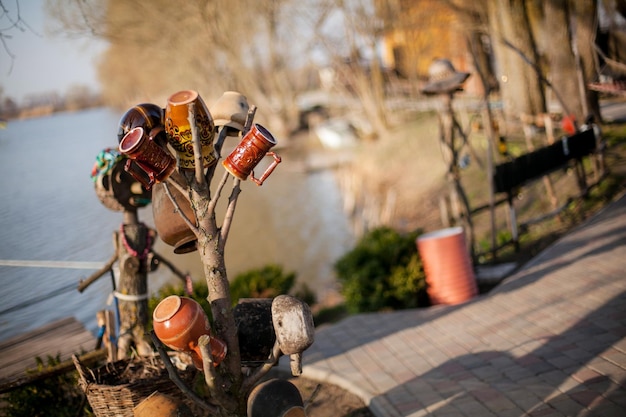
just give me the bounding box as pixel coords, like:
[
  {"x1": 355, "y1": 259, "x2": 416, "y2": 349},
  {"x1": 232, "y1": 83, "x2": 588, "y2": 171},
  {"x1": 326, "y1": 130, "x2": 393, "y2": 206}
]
[
  {"x1": 153, "y1": 295, "x2": 227, "y2": 369},
  {"x1": 165, "y1": 90, "x2": 217, "y2": 170},
  {"x1": 118, "y1": 126, "x2": 176, "y2": 190},
  {"x1": 222, "y1": 124, "x2": 281, "y2": 185}
]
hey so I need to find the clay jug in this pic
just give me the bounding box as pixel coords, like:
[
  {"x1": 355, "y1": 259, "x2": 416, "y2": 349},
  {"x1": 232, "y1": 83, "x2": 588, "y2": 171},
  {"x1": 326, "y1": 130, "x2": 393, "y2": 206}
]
[
  {"x1": 152, "y1": 180, "x2": 197, "y2": 254},
  {"x1": 152, "y1": 295, "x2": 227, "y2": 369},
  {"x1": 133, "y1": 391, "x2": 191, "y2": 417}
]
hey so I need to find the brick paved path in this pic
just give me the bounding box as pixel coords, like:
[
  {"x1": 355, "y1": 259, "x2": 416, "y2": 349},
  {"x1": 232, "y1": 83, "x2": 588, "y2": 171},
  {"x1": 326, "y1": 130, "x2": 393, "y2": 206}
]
[{"x1": 297, "y1": 193, "x2": 626, "y2": 416}]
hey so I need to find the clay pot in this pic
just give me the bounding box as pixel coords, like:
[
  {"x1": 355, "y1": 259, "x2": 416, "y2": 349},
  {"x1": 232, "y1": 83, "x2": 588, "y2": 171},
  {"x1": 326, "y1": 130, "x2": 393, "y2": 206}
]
[
  {"x1": 151, "y1": 180, "x2": 197, "y2": 254},
  {"x1": 247, "y1": 379, "x2": 305, "y2": 417},
  {"x1": 116, "y1": 103, "x2": 166, "y2": 147},
  {"x1": 152, "y1": 295, "x2": 227, "y2": 369},
  {"x1": 416, "y1": 227, "x2": 477, "y2": 305},
  {"x1": 133, "y1": 391, "x2": 191, "y2": 417}
]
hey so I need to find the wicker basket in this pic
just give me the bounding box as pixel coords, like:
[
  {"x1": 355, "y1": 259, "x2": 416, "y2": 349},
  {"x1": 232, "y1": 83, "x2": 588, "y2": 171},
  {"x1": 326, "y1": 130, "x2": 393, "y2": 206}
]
[{"x1": 73, "y1": 355, "x2": 198, "y2": 417}]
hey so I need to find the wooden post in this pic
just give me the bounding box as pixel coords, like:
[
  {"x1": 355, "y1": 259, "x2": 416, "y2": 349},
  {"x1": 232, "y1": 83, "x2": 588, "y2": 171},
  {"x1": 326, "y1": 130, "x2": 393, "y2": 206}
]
[
  {"x1": 507, "y1": 192, "x2": 519, "y2": 252},
  {"x1": 103, "y1": 310, "x2": 117, "y2": 362},
  {"x1": 115, "y1": 210, "x2": 153, "y2": 359}
]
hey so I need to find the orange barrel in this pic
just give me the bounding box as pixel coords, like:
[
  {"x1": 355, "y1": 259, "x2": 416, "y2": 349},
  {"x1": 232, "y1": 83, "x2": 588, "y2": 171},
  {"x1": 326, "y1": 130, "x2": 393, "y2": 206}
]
[{"x1": 416, "y1": 227, "x2": 477, "y2": 305}]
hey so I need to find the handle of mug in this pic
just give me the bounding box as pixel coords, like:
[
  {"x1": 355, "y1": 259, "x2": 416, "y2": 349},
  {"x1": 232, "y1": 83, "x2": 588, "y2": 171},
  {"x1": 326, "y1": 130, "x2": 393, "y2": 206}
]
[
  {"x1": 251, "y1": 152, "x2": 281, "y2": 186},
  {"x1": 125, "y1": 159, "x2": 156, "y2": 190}
]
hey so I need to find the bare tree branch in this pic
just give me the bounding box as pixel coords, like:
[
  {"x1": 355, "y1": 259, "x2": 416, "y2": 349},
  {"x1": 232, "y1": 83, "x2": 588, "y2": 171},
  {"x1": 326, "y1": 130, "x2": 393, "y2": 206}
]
[
  {"x1": 150, "y1": 331, "x2": 218, "y2": 414},
  {"x1": 0, "y1": 0, "x2": 41, "y2": 74},
  {"x1": 219, "y1": 178, "x2": 242, "y2": 252},
  {"x1": 199, "y1": 335, "x2": 237, "y2": 411},
  {"x1": 241, "y1": 340, "x2": 282, "y2": 393},
  {"x1": 76, "y1": 252, "x2": 118, "y2": 292},
  {"x1": 208, "y1": 170, "x2": 230, "y2": 214}
]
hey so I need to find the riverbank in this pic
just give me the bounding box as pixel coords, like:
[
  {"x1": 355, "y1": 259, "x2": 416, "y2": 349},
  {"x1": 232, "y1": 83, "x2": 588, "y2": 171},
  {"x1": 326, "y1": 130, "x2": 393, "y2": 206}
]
[{"x1": 333, "y1": 102, "x2": 626, "y2": 265}]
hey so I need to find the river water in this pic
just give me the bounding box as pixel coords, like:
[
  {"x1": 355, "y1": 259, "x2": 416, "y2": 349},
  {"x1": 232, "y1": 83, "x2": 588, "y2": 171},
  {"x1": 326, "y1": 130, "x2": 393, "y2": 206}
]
[{"x1": 0, "y1": 107, "x2": 354, "y2": 341}]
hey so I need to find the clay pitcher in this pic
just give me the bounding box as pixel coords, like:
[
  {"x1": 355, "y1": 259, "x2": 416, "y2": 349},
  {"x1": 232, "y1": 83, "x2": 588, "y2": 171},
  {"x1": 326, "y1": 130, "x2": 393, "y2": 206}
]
[
  {"x1": 151, "y1": 180, "x2": 197, "y2": 254},
  {"x1": 152, "y1": 295, "x2": 227, "y2": 370}
]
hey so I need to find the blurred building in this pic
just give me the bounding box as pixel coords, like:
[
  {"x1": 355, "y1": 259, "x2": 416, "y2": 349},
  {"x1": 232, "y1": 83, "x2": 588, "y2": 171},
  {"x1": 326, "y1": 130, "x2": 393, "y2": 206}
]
[{"x1": 377, "y1": 0, "x2": 487, "y2": 96}]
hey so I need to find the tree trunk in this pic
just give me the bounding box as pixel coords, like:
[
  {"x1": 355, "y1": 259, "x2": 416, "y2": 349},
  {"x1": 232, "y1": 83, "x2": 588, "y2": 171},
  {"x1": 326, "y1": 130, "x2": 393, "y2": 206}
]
[
  {"x1": 571, "y1": 0, "x2": 602, "y2": 123},
  {"x1": 189, "y1": 175, "x2": 245, "y2": 415},
  {"x1": 543, "y1": 0, "x2": 585, "y2": 122},
  {"x1": 488, "y1": 0, "x2": 546, "y2": 118}
]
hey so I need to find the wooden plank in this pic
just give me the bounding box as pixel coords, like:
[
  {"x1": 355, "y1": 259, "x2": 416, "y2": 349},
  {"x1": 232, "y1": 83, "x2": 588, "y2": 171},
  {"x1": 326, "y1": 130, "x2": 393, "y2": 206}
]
[{"x1": 0, "y1": 317, "x2": 96, "y2": 382}]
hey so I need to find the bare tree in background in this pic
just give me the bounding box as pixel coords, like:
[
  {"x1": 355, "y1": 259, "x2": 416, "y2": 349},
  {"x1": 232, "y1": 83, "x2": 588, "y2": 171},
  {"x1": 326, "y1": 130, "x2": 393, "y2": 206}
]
[
  {"x1": 47, "y1": 0, "x2": 313, "y2": 137},
  {"x1": 1, "y1": 0, "x2": 39, "y2": 74},
  {"x1": 487, "y1": 0, "x2": 547, "y2": 120},
  {"x1": 537, "y1": 0, "x2": 585, "y2": 121},
  {"x1": 572, "y1": 0, "x2": 602, "y2": 123}
]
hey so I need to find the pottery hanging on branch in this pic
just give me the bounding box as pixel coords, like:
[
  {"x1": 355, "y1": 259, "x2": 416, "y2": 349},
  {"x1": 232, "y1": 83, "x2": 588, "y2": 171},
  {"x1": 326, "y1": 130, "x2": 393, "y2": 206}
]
[
  {"x1": 151, "y1": 180, "x2": 198, "y2": 254},
  {"x1": 152, "y1": 295, "x2": 227, "y2": 369}
]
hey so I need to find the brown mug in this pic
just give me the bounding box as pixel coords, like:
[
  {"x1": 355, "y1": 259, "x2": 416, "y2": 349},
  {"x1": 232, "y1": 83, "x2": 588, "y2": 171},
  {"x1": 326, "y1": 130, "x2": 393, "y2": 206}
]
[
  {"x1": 164, "y1": 90, "x2": 217, "y2": 170},
  {"x1": 222, "y1": 124, "x2": 281, "y2": 185},
  {"x1": 118, "y1": 126, "x2": 176, "y2": 190}
]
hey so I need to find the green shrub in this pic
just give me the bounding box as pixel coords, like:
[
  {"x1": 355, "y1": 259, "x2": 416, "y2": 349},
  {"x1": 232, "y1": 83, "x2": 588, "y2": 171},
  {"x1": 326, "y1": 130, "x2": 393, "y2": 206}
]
[
  {"x1": 334, "y1": 226, "x2": 427, "y2": 313},
  {"x1": 229, "y1": 264, "x2": 296, "y2": 304},
  {"x1": 149, "y1": 264, "x2": 300, "y2": 323},
  {"x1": 3, "y1": 355, "x2": 90, "y2": 417}
]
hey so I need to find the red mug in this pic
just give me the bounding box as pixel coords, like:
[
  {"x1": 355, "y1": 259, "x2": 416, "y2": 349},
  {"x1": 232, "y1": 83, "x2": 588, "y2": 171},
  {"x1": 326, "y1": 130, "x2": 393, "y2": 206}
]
[
  {"x1": 119, "y1": 126, "x2": 176, "y2": 190},
  {"x1": 152, "y1": 295, "x2": 227, "y2": 369},
  {"x1": 222, "y1": 124, "x2": 281, "y2": 185}
]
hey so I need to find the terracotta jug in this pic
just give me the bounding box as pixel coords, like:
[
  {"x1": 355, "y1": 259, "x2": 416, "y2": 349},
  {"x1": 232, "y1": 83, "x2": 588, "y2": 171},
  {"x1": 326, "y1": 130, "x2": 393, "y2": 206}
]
[
  {"x1": 151, "y1": 180, "x2": 197, "y2": 254},
  {"x1": 152, "y1": 295, "x2": 227, "y2": 369},
  {"x1": 133, "y1": 391, "x2": 191, "y2": 417}
]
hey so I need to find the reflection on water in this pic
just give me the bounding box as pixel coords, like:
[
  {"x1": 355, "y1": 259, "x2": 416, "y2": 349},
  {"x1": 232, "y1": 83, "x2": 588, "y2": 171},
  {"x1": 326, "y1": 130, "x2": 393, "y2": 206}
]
[{"x1": 0, "y1": 108, "x2": 353, "y2": 340}]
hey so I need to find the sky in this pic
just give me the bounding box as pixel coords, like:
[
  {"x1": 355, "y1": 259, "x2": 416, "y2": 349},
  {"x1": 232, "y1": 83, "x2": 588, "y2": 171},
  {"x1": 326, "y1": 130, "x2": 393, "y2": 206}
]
[{"x1": 0, "y1": 0, "x2": 107, "y2": 104}]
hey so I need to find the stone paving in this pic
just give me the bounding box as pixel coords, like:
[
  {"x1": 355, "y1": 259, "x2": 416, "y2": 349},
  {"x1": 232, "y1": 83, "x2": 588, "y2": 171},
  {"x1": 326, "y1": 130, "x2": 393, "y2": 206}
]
[{"x1": 293, "y1": 192, "x2": 626, "y2": 416}]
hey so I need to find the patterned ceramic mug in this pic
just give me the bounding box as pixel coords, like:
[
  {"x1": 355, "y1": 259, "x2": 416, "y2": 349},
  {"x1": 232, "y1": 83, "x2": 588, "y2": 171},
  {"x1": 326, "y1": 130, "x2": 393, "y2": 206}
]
[
  {"x1": 164, "y1": 90, "x2": 217, "y2": 170},
  {"x1": 222, "y1": 124, "x2": 281, "y2": 186}
]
